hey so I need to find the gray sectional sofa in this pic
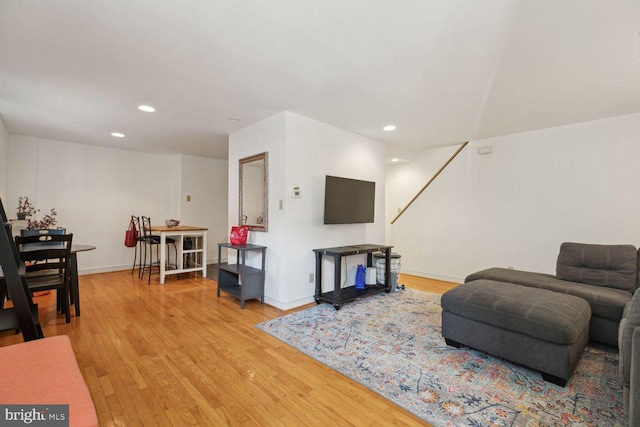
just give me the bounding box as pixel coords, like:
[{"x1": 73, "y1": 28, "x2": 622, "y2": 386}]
[
  {"x1": 458, "y1": 242, "x2": 640, "y2": 423},
  {"x1": 465, "y1": 242, "x2": 638, "y2": 346},
  {"x1": 620, "y1": 288, "x2": 640, "y2": 424}
]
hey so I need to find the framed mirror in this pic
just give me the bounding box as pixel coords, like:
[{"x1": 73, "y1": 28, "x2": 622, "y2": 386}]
[{"x1": 239, "y1": 152, "x2": 268, "y2": 232}]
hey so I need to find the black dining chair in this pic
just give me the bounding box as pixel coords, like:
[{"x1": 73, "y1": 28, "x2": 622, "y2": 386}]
[
  {"x1": 0, "y1": 197, "x2": 44, "y2": 340},
  {"x1": 15, "y1": 233, "x2": 74, "y2": 323},
  {"x1": 20, "y1": 228, "x2": 66, "y2": 247},
  {"x1": 140, "y1": 216, "x2": 158, "y2": 283},
  {"x1": 140, "y1": 216, "x2": 177, "y2": 284},
  {"x1": 21, "y1": 228, "x2": 66, "y2": 237},
  {"x1": 20, "y1": 228, "x2": 68, "y2": 281}
]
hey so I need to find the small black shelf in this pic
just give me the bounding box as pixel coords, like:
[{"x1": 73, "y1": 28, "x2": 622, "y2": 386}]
[
  {"x1": 218, "y1": 263, "x2": 263, "y2": 276},
  {"x1": 217, "y1": 243, "x2": 267, "y2": 308},
  {"x1": 216, "y1": 280, "x2": 241, "y2": 299}
]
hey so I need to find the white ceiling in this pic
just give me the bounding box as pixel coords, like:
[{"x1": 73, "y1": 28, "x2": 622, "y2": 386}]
[{"x1": 0, "y1": 1, "x2": 639, "y2": 161}]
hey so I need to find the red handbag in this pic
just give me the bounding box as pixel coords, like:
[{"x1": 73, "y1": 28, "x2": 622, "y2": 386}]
[
  {"x1": 124, "y1": 218, "x2": 138, "y2": 247},
  {"x1": 230, "y1": 226, "x2": 249, "y2": 245}
]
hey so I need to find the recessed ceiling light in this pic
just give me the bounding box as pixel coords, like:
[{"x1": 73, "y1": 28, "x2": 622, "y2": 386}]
[
  {"x1": 228, "y1": 117, "x2": 240, "y2": 122},
  {"x1": 391, "y1": 158, "x2": 400, "y2": 162},
  {"x1": 383, "y1": 125, "x2": 396, "y2": 131},
  {"x1": 111, "y1": 132, "x2": 125, "y2": 138},
  {"x1": 138, "y1": 105, "x2": 156, "y2": 112}
]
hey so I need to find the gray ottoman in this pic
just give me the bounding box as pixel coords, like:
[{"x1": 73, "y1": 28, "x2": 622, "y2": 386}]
[{"x1": 441, "y1": 280, "x2": 591, "y2": 386}]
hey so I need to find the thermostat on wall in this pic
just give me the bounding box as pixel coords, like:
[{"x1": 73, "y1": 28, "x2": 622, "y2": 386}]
[{"x1": 292, "y1": 187, "x2": 301, "y2": 198}]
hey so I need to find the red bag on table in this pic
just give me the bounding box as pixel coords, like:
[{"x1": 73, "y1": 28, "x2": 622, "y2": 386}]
[{"x1": 230, "y1": 226, "x2": 249, "y2": 245}]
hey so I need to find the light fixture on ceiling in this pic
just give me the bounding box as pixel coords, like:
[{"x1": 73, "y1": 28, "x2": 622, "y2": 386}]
[
  {"x1": 387, "y1": 157, "x2": 410, "y2": 164},
  {"x1": 111, "y1": 132, "x2": 125, "y2": 138},
  {"x1": 138, "y1": 105, "x2": 156, "y2": 112},
  {"x1": 383, "y1": 125, "x2": 396, "y2": 131},
  {"x1": 228, "y1": 117, "x2": 240, "y2": 122}
]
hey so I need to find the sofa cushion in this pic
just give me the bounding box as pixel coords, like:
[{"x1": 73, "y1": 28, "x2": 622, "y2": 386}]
[
  {"x1": 556, "y1": 242, "x2": 638, "y2": 293},
  {"x1": 465, "y1": 267, "x2": 632, "y2": 323},
  {"x1": 620, "y1": 291, "x2": 640, "y2": 388}
]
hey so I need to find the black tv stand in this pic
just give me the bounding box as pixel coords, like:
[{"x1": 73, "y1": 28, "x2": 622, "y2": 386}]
[{"x1": 313, "y1": 244, "x2": 393, "y2": 310}]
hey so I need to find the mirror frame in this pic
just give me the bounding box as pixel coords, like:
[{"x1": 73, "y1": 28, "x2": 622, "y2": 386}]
[{"x1": 239, "y1": 152, "x2": 268, "y2": 232}]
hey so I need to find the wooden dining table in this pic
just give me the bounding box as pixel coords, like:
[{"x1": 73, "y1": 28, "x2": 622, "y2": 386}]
[
  {"x1": 150, "y1": 225, "x2": 208, "y2": 284},
  {"x1": 69, "y1": 244, "x2": 96, "y2": 316}
]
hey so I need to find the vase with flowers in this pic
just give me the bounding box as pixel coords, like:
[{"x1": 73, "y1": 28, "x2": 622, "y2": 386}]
[
  {"x1": 16, "y1": 197, "x2": 37, "y2": 220},
  {"x1": 27, "y1": 208, "x2": 58, "y2": 230}
]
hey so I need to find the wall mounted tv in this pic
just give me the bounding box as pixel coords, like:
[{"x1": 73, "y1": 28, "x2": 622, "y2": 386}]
[{"x1": 324, "y1": 175, "x2": 375, "y2": 224}]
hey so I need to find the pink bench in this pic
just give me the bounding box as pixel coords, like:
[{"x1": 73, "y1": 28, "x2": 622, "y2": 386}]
[{"x1": 0, "y1": 335, "x2": 98, "y2": 426}]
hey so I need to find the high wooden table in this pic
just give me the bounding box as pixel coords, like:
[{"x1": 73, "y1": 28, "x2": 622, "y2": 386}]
[{"x1": 150, "y1": 225, "x2": 208, "y2": 284}]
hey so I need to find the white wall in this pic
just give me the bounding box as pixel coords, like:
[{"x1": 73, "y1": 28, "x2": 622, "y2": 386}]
[
  {"x1": 229, "y1": 111, "x2": 386, "y2": 309},
  {"x1": 228, "y1": 112, "x2": 287, "y2": 303},
  {"x1": 180, "y1": 154, "x2": 228, "y2": 262},
  {"x1": 7, "y1": 136, "x2": 228, "y2": 273},
  {"x1": 0, "y1": 116, "x2": 9, "y2": 201},
  {"x1": 284, "y1": 113, "x2": 386, "y2": 303},
  {"x1": 387, "y1": 112, "x2": 640, "y2": 283}
]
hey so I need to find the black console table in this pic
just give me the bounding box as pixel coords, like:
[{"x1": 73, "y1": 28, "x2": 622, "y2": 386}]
[{"x1": 313, "y1": 244, "x2": 393, "y2": 310}]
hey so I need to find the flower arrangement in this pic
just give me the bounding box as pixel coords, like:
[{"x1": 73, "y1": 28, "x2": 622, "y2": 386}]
[
  {"x1": 27, "y1": 208, "x2": 58, "y2": 230},
  {"x1": 17, "y1": 196, "x2": 37, "y2": 219}
]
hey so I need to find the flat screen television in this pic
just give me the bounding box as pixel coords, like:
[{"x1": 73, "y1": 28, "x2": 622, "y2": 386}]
[{"x1": 324, "y1": 175, "x2": 375, "y2": 224}]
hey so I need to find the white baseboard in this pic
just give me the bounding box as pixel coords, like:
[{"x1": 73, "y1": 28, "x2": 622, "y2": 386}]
[
  {"x1": 264, "y1": 295, "x2": 316, "y2": 311},
  {"x1": 400, "y1": 269, "x2": 464, "y2": 284},
  {"x1": 79, "y1": 265, "x2": 131, "y2": 276},
  {"x1": 79, "y1": 259, "x2": 224, "y2": 276}
]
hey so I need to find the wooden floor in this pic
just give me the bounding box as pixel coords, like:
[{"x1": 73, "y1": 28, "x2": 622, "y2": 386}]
[{"x1": 0, "y1": 269, "x2": 457, "y2": 426}]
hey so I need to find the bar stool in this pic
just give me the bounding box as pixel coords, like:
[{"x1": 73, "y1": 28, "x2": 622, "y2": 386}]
[{"x1": 140, "y1": 216, "x2": 177, "y2": 284}]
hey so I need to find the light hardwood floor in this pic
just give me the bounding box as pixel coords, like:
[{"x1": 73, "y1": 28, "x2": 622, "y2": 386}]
[{"x1": 0, "y1": 269, "x2": 457, "y2": 426}]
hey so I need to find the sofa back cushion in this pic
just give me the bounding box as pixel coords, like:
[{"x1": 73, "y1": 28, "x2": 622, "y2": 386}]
[{"x1": 556, "y1": 242, "x2": 638, "y2": 293}]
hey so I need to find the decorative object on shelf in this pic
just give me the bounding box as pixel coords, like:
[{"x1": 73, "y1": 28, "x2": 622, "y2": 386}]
[
  {"x1": 16, "y1": 196, "x2": 37, "y2": 220},
  {"x1": 229, "y1": 225, "x2": 249, "y2": 245},
  {"x1": 164, "y1": 219, "x2": 180, "y2": 228},
  {"x1": 124, "y1": 217, "x2": 138, "y2": 248},
  {"x1": 26, "y1": 208, "x2": 58, "y2": 230},
  {"x1": 355, "y1": 265, "x2": 366, "y2": 289}
]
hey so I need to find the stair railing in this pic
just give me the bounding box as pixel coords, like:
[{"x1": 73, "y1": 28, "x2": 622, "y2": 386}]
[{"x1": 390, "y1": 141, "x2": 469, "y2": 224}]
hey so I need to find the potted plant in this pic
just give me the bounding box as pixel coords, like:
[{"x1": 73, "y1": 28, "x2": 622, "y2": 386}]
[
  {"x1": 16, "y1": 197, "x2": 37, "y2": 220},
  {"x1": 27, "y1": 208, "x2": 58, "y2": 230}
]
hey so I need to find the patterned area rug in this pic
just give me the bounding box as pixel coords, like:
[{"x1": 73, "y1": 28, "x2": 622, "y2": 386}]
[{"x1": 256, "y1": 288, "x2": 626, "y2": 426}]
